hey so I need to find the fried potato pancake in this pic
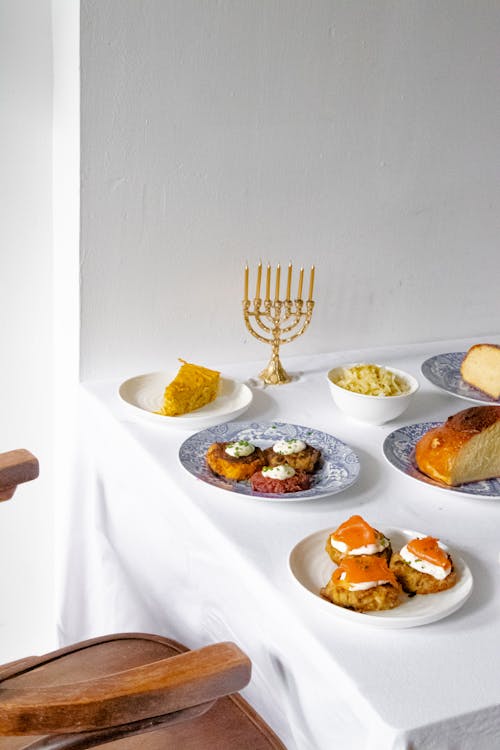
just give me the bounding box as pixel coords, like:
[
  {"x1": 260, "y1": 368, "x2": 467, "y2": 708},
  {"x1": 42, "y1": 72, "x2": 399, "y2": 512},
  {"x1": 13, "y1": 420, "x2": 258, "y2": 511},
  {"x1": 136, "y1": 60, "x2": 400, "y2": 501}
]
[
  {"x1": 389, "y1": 553, "x2": 457, "y2": 595},
  {"x1": 263, "y1": 444, "x2": 321, "y2": 473},
  {"x1": 206, "y1": 442, "x2": 265, "y2": 482},
  {"x1": 320, "y1": 578, "x2": 401, "y2": 612}
]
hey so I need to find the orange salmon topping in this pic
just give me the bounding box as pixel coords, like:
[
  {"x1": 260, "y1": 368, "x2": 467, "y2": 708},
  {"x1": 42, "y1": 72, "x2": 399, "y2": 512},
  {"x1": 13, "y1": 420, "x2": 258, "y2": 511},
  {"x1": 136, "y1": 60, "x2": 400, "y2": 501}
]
[
  {"x1": 332, "y1": 515, "x2": 379, "y2": 549},
  {"x1": 332, "y1": 555, "x2": 399, "y2": 588},
  {"x1": 407, "y1": 537, "x2": 451, "y2": 570}
]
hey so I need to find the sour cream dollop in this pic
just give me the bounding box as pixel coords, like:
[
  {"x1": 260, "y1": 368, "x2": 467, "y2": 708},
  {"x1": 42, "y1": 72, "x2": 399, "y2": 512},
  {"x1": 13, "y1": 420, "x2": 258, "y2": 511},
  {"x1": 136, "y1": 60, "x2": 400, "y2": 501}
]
[
  {"x1": 399, "y1": 543, "x2": 451, "y2": 580},
  {"x1": 272, "y1": 439, "x2": 306, "y2": 455},
  {"x1": 261, "y1": 464, "x2": 296, "y2": 480},
  {"x1": 330, "y1": 536, "x2": 389, "y2": 557},
  {"x1": 338, "y1": 572, "x2": 393, "y2": 592},
  {"x1": 225, "y1": 440, "x2": 255, "y2": 458}
]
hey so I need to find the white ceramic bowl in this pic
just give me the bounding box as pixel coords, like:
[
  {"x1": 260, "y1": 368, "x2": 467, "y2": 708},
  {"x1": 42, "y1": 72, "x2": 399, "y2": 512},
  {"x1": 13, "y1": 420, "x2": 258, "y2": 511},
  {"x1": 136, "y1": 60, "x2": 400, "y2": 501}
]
[{"x1": 326, "y1": 364, "x2": 419, "y2": 425}]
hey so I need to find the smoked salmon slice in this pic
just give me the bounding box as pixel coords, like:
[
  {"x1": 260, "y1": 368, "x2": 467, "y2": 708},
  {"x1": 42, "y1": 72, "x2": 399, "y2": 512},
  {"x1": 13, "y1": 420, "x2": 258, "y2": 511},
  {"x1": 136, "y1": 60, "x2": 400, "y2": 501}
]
[
  {"x1": 332, "y1": 555, "x2": 399, "y2": 588},
  {"x1": 332, "y1": 515, "x2": 379, "y2": 549},
  {"x1": 406, "y1": 537, "x2": 451, "y2": 571}
]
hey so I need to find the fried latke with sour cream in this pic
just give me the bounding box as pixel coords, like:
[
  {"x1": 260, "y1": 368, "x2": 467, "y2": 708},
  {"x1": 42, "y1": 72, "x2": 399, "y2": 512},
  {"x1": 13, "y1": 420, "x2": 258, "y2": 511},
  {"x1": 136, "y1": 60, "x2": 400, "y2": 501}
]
[
  {"x1": 320, "y1": 555, "x2": 402, "y2": 612},
  {"x1": 206, "y1": 442, "x2": 265, "y2": 482},
  {"x1": 390, "y1": 553, "x2": 457, "y2": 595},
  {"x1": 325, "y1": 515, "x2": 392, "y2": 565},
  {"x1": 263, "y1": 443, "x2": 321, "y2": 473},
  {"x1": 321, "y1": 578, "x2": 401, "y2": 612}
]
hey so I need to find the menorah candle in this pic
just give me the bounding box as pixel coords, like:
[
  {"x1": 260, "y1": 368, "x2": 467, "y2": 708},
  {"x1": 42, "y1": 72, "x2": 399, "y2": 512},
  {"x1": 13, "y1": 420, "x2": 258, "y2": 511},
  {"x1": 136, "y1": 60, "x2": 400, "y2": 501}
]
[
  {"x1": 265, "y1": 263, "x2": 271, "y2": 300},
  {"x1": 308, "y1": 265, "x2": 315, "y2": 301},
  {"x1": 275, "y1": 264, "x2": 281, "y2": 300},
  {"x1": 298, "y1": 267, "x2": 304, "y2": 299},
  {"x1": 244, "y1": 264, "x2": 249, "y2": 301},
  {"x1": 286, "y1": 263, "x2": 292, "y2": 300},
  {"x1": 256, "y1": 262, "x2": 262, "y2": 298}
]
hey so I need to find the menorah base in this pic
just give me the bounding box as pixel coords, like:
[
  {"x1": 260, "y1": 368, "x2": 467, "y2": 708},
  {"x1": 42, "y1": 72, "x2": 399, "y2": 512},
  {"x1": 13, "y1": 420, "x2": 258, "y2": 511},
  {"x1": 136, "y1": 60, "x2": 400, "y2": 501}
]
[{"x1": 259, "y1": 356, "x2": 291, "y2": 385}]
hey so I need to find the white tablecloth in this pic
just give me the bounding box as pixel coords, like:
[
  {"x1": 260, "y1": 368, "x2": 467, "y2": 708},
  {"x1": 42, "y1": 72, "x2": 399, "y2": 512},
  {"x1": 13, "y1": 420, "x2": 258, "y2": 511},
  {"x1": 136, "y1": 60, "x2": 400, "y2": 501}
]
[{"x1": 57, "y1": 338, "x2": 500, "y2": 750}]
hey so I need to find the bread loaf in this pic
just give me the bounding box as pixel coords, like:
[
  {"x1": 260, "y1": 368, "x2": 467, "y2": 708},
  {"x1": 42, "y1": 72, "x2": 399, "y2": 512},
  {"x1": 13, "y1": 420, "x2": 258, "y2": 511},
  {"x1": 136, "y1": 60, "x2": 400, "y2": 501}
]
[
  {"x1": 415, "y1": 406, "x2": 500, "y2": 486},
  {"x1": 460, "y1": 344, "x2": 500, "y2": 400}
]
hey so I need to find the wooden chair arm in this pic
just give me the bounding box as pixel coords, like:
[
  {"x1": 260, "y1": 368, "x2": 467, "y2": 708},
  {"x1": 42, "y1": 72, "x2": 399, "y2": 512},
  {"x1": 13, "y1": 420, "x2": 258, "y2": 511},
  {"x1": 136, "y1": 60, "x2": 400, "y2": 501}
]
[
  {"x1": 0, "y1": 449, "x2": 39, "y2": 501},
  {"x1": 0, "y1": 642, "x2": 251, "y2": 735}
]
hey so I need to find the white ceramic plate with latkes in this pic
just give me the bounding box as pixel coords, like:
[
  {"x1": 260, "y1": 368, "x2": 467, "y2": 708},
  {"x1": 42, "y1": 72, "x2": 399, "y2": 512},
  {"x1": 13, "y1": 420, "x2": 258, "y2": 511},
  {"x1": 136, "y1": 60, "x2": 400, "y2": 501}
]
[
  {"x1": 289, "y1": 526, "x2": 473, "y2": 629},
  {"x1": 178, "y1": 421, "x2": 360, "y2": 501},
  {"x1": 421, "y1": 353, "x2": 500, "y2": 405},
  {"x1": 119, "y1": 371, "x2": 253, "y2": 430},
  {"x1": 383, "y1": 421, "x2": 500, "y2": 499}
]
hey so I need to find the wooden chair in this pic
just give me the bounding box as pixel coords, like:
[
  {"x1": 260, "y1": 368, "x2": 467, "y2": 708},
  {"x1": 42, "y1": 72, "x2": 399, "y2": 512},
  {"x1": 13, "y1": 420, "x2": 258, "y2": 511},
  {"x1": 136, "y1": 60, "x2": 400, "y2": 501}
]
[{"x1": 0, "y1": 450, "x2": 286, "y2": 749}]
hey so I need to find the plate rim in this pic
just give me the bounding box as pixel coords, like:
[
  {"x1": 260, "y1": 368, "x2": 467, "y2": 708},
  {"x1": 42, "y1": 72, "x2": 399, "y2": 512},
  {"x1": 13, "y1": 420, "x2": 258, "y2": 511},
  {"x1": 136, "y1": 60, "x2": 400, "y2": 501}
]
[
  {"x1": 118, "y1": 370, "x2": 253, "y2": 425},
  {"x1": 178, "y1": 420, "x2": 360, "y2": 502},
  {"x1": 288, "y1": 525, "x2": 473, "y2": 628},
  {"x1": 421, "y1": 352, "x2": 500, "y2": 405},
  {"x1": 383, "y1": 420, "x2": 500, "y2": 499}
]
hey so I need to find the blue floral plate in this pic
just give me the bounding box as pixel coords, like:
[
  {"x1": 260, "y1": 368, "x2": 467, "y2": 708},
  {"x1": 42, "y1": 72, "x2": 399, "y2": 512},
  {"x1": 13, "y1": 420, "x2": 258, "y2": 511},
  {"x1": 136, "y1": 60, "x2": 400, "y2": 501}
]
[
  {"x1": 179, "y1": 421, "x2": 360, "y2": 502},
  {"x1": 421, "y1": 353, "x2": 500, "y2": 405},
  {"x1": 383, "y1": 421, "x2": 500, "y2": 498}
]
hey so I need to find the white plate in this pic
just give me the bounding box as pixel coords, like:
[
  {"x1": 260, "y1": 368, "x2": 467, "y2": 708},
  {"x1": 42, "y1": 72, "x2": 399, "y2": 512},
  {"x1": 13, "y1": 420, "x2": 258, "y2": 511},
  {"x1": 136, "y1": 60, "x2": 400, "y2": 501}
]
[
  {"x1": 289, "y1": 527, "x2": 473, "y2": 628},
  {"x1": 421, "y1": 352, "x2": 499, "y2": 405},
  {"x1": 178, "y1": 421, "x2": 360, "y2": 501},
  {"x1": 383, "y1": 422, "x2": 500, "y2": 499},
  {"x1": 118, "y1": 371, "x2": 253, "y2": 429}
]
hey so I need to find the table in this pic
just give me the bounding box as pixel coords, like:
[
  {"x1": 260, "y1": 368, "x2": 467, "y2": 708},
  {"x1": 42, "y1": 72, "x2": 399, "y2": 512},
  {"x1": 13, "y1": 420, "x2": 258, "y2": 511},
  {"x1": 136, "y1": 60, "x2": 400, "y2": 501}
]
[{"x1": 56, "y1": 337, "x2": 500, "y2": 750}]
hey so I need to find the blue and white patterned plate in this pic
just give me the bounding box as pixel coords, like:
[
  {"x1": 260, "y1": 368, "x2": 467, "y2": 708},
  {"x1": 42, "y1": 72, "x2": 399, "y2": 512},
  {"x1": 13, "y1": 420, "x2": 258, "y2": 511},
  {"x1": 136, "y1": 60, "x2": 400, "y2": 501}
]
[
  {"x1": 383, "y1": 421, "x2": 500, "y2": 499},
  {"x1": 421, "y1": 353, "x2": 500, "y2": 405},
  {"x1": 179, "y1": 421, "x2": 360, "y2": 502}
]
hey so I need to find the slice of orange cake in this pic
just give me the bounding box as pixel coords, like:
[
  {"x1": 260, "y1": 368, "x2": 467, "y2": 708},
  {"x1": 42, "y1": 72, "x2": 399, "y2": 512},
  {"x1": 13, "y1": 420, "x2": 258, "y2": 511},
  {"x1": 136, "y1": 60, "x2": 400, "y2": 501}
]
[{"x1": 158, "y1": 359, "x2": 220, "y2": 416}]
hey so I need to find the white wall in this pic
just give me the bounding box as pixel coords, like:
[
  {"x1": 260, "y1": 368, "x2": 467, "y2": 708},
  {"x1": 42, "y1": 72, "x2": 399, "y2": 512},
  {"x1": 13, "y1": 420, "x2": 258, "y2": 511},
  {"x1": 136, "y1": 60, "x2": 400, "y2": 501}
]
[
  {"x1": 0, "y1": 0, "x2": 55, "y2": 660},
  {"x1": 80, "y1": 0, "x2": 500, "y2": 381}
]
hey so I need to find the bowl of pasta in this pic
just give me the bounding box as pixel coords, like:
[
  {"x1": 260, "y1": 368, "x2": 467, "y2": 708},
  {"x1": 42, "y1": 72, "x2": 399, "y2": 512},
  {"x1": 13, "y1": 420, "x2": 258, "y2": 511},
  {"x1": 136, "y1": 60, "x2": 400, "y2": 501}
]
[{"x1": 326, "y1": 363, "x2": 419, "y2": 425}]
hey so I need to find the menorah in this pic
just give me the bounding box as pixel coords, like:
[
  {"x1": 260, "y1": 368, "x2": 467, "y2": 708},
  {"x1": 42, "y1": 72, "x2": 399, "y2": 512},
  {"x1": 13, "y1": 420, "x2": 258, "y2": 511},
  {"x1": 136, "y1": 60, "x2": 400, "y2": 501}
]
[{"x1": 243, "y1": 262, "x2": 315, "y2": 385}]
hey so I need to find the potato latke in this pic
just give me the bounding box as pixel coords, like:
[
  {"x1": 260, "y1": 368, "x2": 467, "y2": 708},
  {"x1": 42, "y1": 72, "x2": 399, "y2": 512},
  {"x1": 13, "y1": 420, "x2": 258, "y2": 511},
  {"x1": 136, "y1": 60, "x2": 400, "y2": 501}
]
[
  {"x1": 206, "y1": 442, "x2": 265, "y2": 482},
  {"x1": 390, "y1": 553, "x2": 457, "y2": 595}
]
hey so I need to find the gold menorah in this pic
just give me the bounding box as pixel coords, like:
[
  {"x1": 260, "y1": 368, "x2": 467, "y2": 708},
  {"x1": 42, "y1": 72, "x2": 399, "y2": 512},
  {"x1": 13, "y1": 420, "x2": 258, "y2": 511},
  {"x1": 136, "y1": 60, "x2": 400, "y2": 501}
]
[{"x1": 243, "y1": 262, "x2": 315, "y2": 385}]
